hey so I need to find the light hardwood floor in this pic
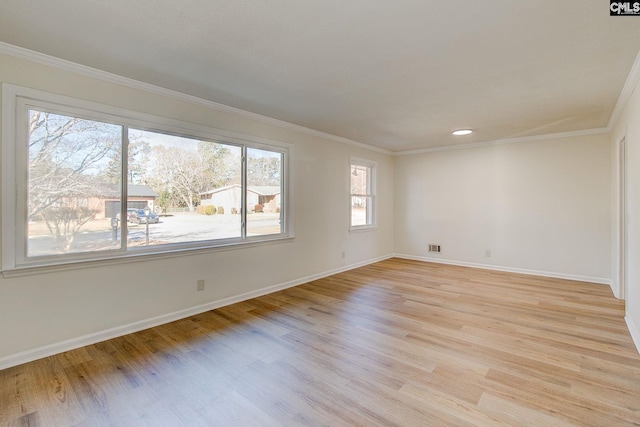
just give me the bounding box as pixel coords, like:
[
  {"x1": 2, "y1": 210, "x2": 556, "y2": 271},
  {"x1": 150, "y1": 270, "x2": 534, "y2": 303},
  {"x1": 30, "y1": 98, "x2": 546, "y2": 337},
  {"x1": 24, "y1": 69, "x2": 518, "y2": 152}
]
[{"x1": 1, "y1": 258, "x2": 640, "y2": 426}]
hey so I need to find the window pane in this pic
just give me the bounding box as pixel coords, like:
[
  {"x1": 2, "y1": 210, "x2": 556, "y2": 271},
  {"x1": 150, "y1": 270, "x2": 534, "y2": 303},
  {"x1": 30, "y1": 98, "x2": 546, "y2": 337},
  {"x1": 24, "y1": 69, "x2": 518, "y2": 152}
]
[
  {"x1": 351, "y1": 165, "x2": 369, "y2": 196},
  {"x1": 27, "y1": 110, "x2": 123, "y2": 256},
  {"x1": 247, "y1": 147, "x2": 283, "y2": 236},
  {"x1": 351, "y1": 196, "x2": 370, "y2": 226},
  {"x1": 127, "y1": 129, "x2": 242, "y2": 248}
]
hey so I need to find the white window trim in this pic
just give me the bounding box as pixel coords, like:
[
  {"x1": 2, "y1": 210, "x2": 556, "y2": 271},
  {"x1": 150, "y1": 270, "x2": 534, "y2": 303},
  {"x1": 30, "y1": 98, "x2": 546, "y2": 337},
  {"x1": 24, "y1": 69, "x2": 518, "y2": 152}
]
[
  {"x1": 1, "y1": 83, "x2": 294, "y2": 275},
  {"x1": 349, "y1": 156, "x2": 377, "y2": 232}
]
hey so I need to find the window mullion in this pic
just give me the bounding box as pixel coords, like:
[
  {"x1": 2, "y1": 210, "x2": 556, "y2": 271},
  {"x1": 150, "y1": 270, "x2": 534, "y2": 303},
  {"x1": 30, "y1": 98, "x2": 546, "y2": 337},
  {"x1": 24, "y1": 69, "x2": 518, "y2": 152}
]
[
  {"x1": 120, "y1": 126, "x2": 129, "y2": 250},
  {"x1": 280, "y1": 153, "x2": 285, "y2": 234},
  {"x1": 14, "y1": 99, "x2": 28, "y2": 266},
  {"x1": 241, "y1": 146, "x2": 247, "y2": 239}
]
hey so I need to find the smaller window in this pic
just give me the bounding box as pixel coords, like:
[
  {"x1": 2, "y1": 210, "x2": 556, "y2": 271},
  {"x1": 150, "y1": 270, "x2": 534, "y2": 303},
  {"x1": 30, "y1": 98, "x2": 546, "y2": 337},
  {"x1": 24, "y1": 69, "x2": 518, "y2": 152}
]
[{"x1": 350, "y1": 157, "x2": 376, "y2": 230}]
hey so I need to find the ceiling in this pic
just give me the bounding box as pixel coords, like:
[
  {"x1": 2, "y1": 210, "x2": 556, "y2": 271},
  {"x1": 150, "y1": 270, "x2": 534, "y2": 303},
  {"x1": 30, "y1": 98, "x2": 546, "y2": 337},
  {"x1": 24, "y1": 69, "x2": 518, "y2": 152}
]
[{"x1": 1, "y1": 1, "x2": 639, "y2": 152}]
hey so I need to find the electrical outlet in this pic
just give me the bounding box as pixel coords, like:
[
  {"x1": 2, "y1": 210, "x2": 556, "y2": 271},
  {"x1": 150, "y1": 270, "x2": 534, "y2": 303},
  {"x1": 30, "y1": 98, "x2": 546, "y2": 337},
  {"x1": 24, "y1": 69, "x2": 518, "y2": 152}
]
[
  {"x1": 197, "y1": 279, "x2": 205, "y2": 291},
  {"x1": 341, "y1": 251, "x2": 346, "y2": 259},
  {"x1": 485, "y1": 249, "x2": 491, "y2": 257}
]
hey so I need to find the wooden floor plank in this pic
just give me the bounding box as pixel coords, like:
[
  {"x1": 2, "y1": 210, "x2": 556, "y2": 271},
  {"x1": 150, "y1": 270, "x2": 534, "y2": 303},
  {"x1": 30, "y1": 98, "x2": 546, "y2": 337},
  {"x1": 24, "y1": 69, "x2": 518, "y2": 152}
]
[{"x1": 1, "y1": 258, "x2": 640, "y2": 426}]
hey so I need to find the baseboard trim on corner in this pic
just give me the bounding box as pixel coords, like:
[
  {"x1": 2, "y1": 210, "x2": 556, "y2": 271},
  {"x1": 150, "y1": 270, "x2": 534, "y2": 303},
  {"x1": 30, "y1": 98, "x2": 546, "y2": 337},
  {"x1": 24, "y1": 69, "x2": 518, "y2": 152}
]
[
  {"x1": 0, "y1": 254, "x2": 393, "y2": 371},
  {"x1": 393, "y1": 254, "x2": 612, "y2": 286},
  {"x1": 625, "y1": 315, "x2": 640, "y2": 355}
]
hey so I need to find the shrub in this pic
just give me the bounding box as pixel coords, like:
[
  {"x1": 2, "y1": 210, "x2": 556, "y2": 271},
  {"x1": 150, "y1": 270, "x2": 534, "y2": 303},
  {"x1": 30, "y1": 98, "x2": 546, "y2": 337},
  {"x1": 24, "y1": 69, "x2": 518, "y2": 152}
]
[
  {"x1": 198, "y1": 205, "x2": 216, "y2": 215},
  {"x1": 231, "y1": 207, "x2": 238, "y2": 214},
  {"x1": 217, "y1": 206, "x2": 224, "y2": 215},
  {"x1": 254, "y1": 204, "x2": 264, "y2": 213}
]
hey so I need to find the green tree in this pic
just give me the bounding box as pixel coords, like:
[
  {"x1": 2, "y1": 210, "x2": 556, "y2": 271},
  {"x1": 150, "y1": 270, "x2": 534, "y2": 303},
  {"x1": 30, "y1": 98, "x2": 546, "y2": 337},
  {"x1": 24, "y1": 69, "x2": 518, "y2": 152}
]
[
  {"x1": 247, "y1": 155, "x2": 281, "y2": 186},
  {"x1": 197, "y1": 141, "x2": 241, "y2": 187},
  {"x1": 105, "y1": 137, "x2": 150, "y2": 184}
]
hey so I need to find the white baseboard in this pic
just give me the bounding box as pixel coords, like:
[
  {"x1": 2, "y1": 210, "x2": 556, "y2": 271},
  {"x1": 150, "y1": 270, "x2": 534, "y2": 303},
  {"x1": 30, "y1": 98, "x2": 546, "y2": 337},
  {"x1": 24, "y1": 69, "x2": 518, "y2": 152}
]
[
  {"x1": 626, "y1": 315, "x2": 640, "y2": 355},
  {"x1": 394, "y1": 254, "x2": 612, "y2": 286},
  {"x1": 0, "y1": 255, "x2": 392, "y2": 371},
  {"x1": 610, "y1": 279, "x2": 623, "y2": 300}
]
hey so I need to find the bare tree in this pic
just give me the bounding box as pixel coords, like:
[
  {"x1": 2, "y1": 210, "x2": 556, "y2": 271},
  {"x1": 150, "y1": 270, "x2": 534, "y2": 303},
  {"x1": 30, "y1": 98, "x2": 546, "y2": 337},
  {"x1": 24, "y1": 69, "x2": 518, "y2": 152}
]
[
  {"x1": 247, "y1": 155, "x2": 281, "y2": 186},
  {"x1": 148, "y1": 141, "x2": 237, "y2": 211},
  {"x1": 148, "y1": 146, "x2": 203, "y2": 212},
  {"x1": 28, "y1": 110, "x2": 120, "y2": 252}
]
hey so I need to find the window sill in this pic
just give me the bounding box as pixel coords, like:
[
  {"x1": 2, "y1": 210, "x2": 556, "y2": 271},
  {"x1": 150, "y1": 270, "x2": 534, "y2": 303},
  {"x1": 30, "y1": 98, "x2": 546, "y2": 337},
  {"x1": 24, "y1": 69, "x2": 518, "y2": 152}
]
[
  {"x1": 1, "y1": 235, "x2": 294, "y2": 278},
  {"x1": 349, "y1": 225, "x2": 378, "y2": 233}
]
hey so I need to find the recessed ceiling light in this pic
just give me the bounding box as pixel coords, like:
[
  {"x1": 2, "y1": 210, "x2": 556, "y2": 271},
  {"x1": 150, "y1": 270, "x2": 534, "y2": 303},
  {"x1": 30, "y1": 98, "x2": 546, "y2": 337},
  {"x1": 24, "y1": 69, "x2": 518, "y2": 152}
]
[{"x1": 452, "y1": 129, "x2": 473, "y2": 136}]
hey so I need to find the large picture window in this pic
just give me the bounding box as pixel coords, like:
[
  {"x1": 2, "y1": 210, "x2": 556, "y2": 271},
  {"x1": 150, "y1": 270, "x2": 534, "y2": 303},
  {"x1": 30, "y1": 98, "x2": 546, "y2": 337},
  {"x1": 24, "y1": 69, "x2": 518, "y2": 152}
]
[
  {"x1": 350, "y1": 157, "x2": 376, "y2": 230},
  {"x1": 2, "y1": 85, "x2": 291, "y2": 272}
]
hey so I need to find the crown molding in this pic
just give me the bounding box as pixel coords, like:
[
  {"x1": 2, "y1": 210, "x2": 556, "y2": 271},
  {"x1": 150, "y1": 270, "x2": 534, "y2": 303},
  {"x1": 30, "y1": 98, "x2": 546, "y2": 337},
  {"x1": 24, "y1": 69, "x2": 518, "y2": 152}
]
[
  {"x1": 394, "y1": 127, "x2": 610, "y2": 156},
  {"x1": 608, "y1": 48, "x2": 640, "y2": 131},
  {"x1": 0, "y1": 42, "x2": 392, "y2": 156}
]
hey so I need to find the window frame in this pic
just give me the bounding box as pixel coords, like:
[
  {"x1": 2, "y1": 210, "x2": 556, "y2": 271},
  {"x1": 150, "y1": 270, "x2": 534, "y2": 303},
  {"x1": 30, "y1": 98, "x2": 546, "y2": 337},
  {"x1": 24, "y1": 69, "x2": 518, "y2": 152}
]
[
  {"x1": 349, "y1": 156, "x2": 377, "y2": 231},
  {"x1": 1, "y1": 84, "x2": 293, "y2": 275}
]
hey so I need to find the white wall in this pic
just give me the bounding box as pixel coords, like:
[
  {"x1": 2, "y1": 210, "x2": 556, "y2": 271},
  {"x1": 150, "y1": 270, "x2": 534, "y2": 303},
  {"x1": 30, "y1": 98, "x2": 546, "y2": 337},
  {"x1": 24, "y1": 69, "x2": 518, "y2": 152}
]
[
  {"x1": 611, "y1": 75, "x2": 640, "y2": 350},
  {"x1": 0, "y1": 52, "x2": 394, "y2": 366},
  {"x1": 394, "y1": 134, "x2": 612, "y2": 283}
]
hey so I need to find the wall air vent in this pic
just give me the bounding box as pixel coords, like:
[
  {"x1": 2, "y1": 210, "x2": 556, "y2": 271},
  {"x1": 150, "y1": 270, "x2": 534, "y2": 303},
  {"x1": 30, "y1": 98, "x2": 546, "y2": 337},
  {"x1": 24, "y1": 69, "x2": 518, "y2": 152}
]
[{"x1": 428, "y1": 244, "x2": 441, "y2": 253}]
